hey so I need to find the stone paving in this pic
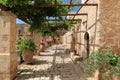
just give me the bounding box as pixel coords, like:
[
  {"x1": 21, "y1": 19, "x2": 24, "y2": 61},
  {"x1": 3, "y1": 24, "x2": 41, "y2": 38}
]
[{"x1": 14, "y1": 45, "x2": 90, "y2": 80}]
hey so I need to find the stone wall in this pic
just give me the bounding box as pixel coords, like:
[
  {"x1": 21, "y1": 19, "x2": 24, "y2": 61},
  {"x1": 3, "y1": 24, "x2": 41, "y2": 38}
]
[
  {"x1": 63, "y1": 14, "x2": 82, "y2": 53},
  {"x1": 62, "y1": 31, "x2": 73, "y2": 50},
  {"x1": 68, "y1": 0, "x2": 120, "y2": 55},
  {"x1": 79, "y1": 0, "x2": 120, "y2": 55},
  {"x1": 99, "y1": 0, "x2": 120, "y2": 55},
  {"x1": 63, "y1": 0, "x2": 120, "y2": 56},
  {"x1": 75, "y1": 0, "x2": 99, "y2": 57},
  {"x1": 0, "y1": 11, "x2": 17, "y2": 80}
]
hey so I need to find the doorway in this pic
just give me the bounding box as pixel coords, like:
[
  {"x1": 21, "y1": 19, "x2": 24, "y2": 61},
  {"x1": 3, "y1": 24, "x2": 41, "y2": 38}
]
[{"x1": 84, "y1": 32, "x2": 90, "y2": 57}]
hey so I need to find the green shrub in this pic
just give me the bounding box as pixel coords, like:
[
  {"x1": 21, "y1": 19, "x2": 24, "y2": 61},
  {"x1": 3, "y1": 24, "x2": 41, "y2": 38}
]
[
  {"x1": 81, "y1": 49, "x2": 120, "y2": 79},
  {"x1": 17, "y1": 39, "x2": 37, "y2": 56}
]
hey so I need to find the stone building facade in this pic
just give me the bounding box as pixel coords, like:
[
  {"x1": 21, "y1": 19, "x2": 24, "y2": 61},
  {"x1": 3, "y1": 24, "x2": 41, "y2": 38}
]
[{"x1": 63, "y1": 0, "x2": 120, "y2": 58}]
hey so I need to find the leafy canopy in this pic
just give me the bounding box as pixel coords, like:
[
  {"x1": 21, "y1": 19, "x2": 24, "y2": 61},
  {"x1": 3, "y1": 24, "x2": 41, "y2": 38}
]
[{"x1": 0, "y1": 0, "x2": 77, "y2": 37}]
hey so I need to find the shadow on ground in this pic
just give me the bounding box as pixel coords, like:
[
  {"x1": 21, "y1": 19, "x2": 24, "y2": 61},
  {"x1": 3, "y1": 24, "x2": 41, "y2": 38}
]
[{"x1": 15, "y1": 45, "x2": 89, "y2": 80}]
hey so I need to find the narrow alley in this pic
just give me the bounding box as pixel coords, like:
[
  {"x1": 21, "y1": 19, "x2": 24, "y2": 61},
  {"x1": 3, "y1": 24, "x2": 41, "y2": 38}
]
[{"x1": 14, "y1": 45, "x2": 85, "y2": 80}]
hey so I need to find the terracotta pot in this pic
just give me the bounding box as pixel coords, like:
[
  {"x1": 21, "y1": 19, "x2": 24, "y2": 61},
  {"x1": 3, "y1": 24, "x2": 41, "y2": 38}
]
[{"x1": 24, "y1": 50, "x2": 33, "y2": 64}]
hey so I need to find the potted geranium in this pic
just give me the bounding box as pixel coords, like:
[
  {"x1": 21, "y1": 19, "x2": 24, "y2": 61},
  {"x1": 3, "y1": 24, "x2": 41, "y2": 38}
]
[{"x1": 17, "y1": 39, "x2": 37, "y2": 64}]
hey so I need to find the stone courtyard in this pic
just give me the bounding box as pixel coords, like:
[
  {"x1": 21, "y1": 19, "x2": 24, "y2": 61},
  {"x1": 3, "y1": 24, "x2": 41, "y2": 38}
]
[
  {"x1": 14, "y1": 45, "x2": 89, "y2": 80},
  {"x1": 1, "y1": 0, "x2": 120, "y2": 80}
]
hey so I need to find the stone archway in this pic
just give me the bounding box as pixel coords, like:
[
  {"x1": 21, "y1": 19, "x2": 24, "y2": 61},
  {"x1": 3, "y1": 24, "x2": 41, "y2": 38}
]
[{"x1": 84, "y1": 31, "x2": 90, "y2": 58}]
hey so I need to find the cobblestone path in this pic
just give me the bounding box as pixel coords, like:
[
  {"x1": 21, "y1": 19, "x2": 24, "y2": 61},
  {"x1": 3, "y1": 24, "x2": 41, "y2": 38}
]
[{"x1": 15, "y1": 45, "x2": 87, "y2": 80}]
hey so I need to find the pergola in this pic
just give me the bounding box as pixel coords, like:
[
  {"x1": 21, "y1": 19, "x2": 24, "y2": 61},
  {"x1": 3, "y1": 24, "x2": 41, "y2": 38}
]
[
  {"x1": 0, "y1": 0, "x2": 98, "y2": 37},
  {"x1": 0, "y1": 0, "x2": 97, "y2": 23}
]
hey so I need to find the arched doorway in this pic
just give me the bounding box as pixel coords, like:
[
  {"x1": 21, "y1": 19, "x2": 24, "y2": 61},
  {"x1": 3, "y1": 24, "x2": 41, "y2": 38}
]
[{"x1": 84, "y1": 32, "x2": 90, "y2": 58}]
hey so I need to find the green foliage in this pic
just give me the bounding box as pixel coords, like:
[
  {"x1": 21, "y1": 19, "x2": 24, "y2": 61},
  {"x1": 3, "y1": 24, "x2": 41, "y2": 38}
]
[
  {"x1": 81, "y1": 49, "x2": 120, "y2": 79},
  {"x1": 0, "y1": 0, "x2": 75, "y2": 37},
  {"x1": 17, "y1": 39, "x2": 37, "y2": 56},
  {"x1": 0, "y1": 0, "x2": 7, "y2": 5}
]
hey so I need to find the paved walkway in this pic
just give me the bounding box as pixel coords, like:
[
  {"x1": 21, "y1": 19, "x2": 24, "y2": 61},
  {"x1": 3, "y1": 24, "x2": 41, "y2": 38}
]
[{"x1": 15, "y1": 45, "x2": 89, "y2": 80}]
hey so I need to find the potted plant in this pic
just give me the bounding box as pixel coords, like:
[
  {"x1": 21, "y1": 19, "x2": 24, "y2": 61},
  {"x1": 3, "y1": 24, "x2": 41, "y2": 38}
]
[
  {"x1": 17, "y1": 39, "x2": 37, "y2": 64},
  {"x1": 81, "y1": 49, "x2": 120, "y2": 80}
]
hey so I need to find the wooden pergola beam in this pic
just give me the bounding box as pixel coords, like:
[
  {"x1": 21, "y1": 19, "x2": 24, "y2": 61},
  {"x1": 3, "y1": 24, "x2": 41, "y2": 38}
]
[
  {"x1": 65, "y1": 0, "x2": 72, "y2": 19},
  {"x1": 69, "y1": 0, "x2": 73, "y2": 8},
  {"x1": 47, "y1": 19, "x2": 81, "y2": 21},
  {"x1": 69, "y1": 0, "x2": 72, "y2": 4},
  {"x1": 59, "y1": 4, "x2": 98, "y2": 6},
  {"x1": 72, "y1": 0, "x2": 89, "y2": 21},
  {"x1": 62, "y1": 13, "x2": 88, "y2": 16},
  {"x1": 38, "y1": 4, "x2": 98, "y2": 7}
]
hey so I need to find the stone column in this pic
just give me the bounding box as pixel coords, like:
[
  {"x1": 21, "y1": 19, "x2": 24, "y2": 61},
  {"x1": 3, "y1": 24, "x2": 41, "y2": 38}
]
[{"x1": 0, "y1": 11, "x2": 17, "y2": 80}]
